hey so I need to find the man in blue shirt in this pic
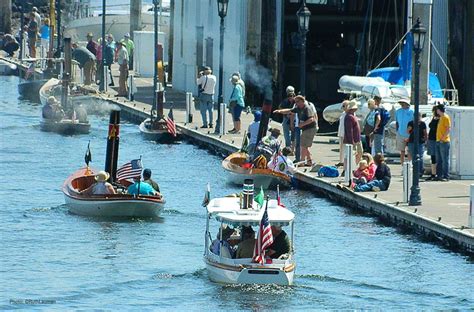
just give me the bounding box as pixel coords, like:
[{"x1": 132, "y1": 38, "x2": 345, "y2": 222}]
[
  {"x1": 127, "y1": 177, "x2": 158, "y2": 196},
  {"x1": 395, "y1": 99, "x2": 414, "y2": 164}
]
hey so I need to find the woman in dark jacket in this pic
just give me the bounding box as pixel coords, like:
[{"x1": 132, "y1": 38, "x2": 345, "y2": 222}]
[
  {"x1": 425, "y1": 105, "x2": 440, "y2": 180},
  {"x1": 354, "y1": 153, "x2": 391, "y2": 192}
]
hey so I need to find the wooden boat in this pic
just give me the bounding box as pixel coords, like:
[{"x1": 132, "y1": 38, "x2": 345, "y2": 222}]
[
  {"x1": 139, "y1": 117, "x2": 180, "y2": 143},
  {"x1": 222, "y1": 152, "x2": 291, "y2": 189},
  {"x1": 39, "y1": 78, "x2": 98, "y2": 108},
  {"x1": 63, "y1": 167, "x2": 165, "y2": 218},
  {"x1": 204, "y1": 196, "x2": 296, "y2": 285},
  {"x1": 40, "y1": 118, "x2": 91, "y2": 135}
]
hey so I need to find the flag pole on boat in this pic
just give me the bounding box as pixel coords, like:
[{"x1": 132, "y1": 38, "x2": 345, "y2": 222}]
[{"x1": 84, "y1": 140, "x2": 92, "y2": 175}]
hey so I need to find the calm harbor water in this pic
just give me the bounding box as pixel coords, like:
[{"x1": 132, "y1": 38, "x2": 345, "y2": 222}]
[{"x1": 0, "y1": 75, "x2": 473, "y2": 310}]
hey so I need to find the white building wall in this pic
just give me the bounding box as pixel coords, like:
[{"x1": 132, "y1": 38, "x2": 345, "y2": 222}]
[{"x1": 172, "y1": 0, "x2": 248, "y2": 101}]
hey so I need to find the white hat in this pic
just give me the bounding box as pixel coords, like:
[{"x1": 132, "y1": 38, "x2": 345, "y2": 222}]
[
  {"x1": 398, "y1": 99, "x2": 411, "y2": 106},
  {"x1": 286, "y1": 86, "x2": 295, "y2": 94}
]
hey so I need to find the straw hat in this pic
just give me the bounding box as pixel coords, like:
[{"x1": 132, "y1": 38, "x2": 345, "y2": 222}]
[
  {"x1": 230, "y1": 75, "x2": 240, "y2": 84},
  {"x1": 95, "y1": 171, "x2": 110, "y2": 182},
  {"x1": 347, "y1": 100, "x2": 358, "y2": 110}
]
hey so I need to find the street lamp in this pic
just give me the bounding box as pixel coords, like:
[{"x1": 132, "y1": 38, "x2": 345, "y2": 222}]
[
  {"x1": 295, "y1": 0, "x2": 311, "y2": 162},
  {"x1": 409, "y1": 17, "x2": 426, "y2": 206},
  {"x1": 215, "y1": 0, "x2": 228, "y2": 134}
]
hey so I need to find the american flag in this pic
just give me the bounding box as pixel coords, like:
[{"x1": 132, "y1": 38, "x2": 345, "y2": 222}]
[
  {"x1": 116, "y1": 159, "x2": 142, "y2": 181},
  {"x1": 253, "y1": 198, "x2": 274, "y2": 264},
  {"x1": 277, "y1": 184, "x2": 286, "y2": 208},
  {"x1": 25, "y1": 62, "x2": 35, "y2": 80},
  {"x1": 166, "y1": 108, "x2": 177, "y2": 137}
]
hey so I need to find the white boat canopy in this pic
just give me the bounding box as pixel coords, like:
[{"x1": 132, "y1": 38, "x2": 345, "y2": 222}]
[{"x1": 207, "y1": 197, "x2": 295, "y2": 227}]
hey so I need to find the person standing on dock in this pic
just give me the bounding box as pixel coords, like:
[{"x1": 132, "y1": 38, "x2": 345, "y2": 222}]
[
  {"x1": 122, "y1": 33, "x2": 135, "y2": 70},
  {"x1": 115, "y1": 41, "x2": 129, "y2": 97},
  {"x1": 39, "y1": 19, "x2": 50, "y2": 61},
  {"x1": 196, "y1": 66, "x2": 216, "y2": 128},
  {"x1": 279, "y1": 86, "x2": 296, "y2": 149},
  {"x1": 435, "y1": 104, "x2": 451, "y2": 181},
  {"x1": 72, "y1": 43, "x2": 96, "y2": 85},
  {"x1": 395, "y1": 99, "x2": 414, "y2": 164},
  {"x1": 86, "y1": 33, "x2": 98, "y2": 57},
  {"x1": 27, "y1": 13, "x2": 38, "y2": 58},
  {"x1": 343, "y1": 100, "x2": 363, "y2": 165}
]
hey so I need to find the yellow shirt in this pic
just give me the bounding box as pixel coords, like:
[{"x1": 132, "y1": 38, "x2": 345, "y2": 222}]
[{"x1": 436, "y1": 114, "x2": 451, "y2": 142}]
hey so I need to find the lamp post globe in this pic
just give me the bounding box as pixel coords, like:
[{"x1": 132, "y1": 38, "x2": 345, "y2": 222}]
[
  {"x1": 217, "y1": 0, "x2": 229, "y2": 18},
  {"x1": 409, "y1": 17, "x2": 425, "y2": 206},
  {"x1": 297, "y1": 2, "x2": 311, "y2": 34}
]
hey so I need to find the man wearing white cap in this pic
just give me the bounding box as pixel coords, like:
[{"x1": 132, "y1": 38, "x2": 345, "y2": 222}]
[
  {"x1": 122, "y1": 33, "x2": 134, "y2": 70},
  {"x1": 343, "y1": 100, "x2": 363, "y2": 165},
  {"x1": 395, "y1": 99, "x2": 414, "y2": 164}
]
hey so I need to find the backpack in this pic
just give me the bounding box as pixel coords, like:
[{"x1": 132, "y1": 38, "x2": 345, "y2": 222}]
[
  {"x1": 318, "y1": 166, "x2": 339, "y2": 177},
  {"x1": 378, "y1": 107, "x2": 391, "y2": 127}
]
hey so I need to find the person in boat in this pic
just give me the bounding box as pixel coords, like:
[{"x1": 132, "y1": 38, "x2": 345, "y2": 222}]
[
  {"x1": 235, "y1": 226, "x2": 256, "y2": 259},
  {"x1": 268, "y1": 147, "x2": 296, "y2": 176},
  {"x1": 267, "y1": 226, "x2": 291, "y2": 259},
  {"x1": 80, "y1": 171, "x2": 116, "y2": 196},
  {"x1": 210, "y1": 225, "x2": 235, "y2": 258},
  {"x1": 142, "y1": 168, "x2": 160, "y2": 193},
  {"x1": 127, "y1": 176, "x2": 160, "y2": 197},
  {"x1": 246, "y1": 111, "x2": 261, "y2": 155},
  {"x1": 254, "y1": 128, "x2": 281, "y2": 162},
  {"x1": 42, "y1": 96, "x2": 64, "y2": 121}
]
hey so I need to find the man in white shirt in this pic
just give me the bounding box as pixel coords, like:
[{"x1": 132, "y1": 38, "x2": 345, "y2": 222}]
[
  {"x1": 268, "y1": 147, "x2": 296, "y2": 175},
  {"x1": 337, "y1": 100, "x2": 349, "y2": 167},
  {"x1": 116, "y1": 41, "x2": 129, "y2": 96},
  {"x1": 196, "y1": 66, "x2": 217, "y2": 128}
]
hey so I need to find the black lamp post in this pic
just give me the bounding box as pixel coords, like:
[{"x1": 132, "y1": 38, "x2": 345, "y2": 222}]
[
  {"x1": 99, "y1": 0, "x2": 106, "y2": 91},
  {"x1": 214, "y1": 0, "x2": 228, "y2": 134},
  {"x1": 297, "y1": 0, "x2": 310, "y2": 96},
  {"x1": 409, "y1": 17, "x2": 426, "y2": 206},
  {"x1": 295, "y1": 0, "x2": 311, "y2": 162}
]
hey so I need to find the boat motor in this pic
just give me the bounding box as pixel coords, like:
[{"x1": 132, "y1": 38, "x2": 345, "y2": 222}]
[{"x1": 242, "y1": 179, "x2": 254, "y2": 209}]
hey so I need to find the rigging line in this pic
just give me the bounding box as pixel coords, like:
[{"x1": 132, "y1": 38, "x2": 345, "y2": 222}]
[
  {"x1": 369, "y1": 0, "x2": 388, "y2": 69},
  {"x1": 372, "y1": 29, "x2": 410, "y2": 71},
  {"x1": 355, "y1": 0, "x2": 371, "y2": 75},
  {"x1": 430, "y1": 40, "x2": 457, "y2": 90}
]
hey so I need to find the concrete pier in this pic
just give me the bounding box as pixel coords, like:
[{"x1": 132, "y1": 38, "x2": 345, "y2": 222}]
[{"x1": 2, "y1": 55, "x2": 473, "y2": 254}]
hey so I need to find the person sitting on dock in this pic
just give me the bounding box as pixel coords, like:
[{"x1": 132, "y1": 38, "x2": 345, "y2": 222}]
[
  {"x1": 267, "y1": 226, "x2": 291, "y2": 259},
  {"x1": 236, "y1": 226, "x2": 256, "y2": 259},
  {"x1": 142, "y1": 169, "x2": 160, "y2": 193},
  {"x1": 210, "y1": 225, "x2": 235, "y2": 258},
  {"x1": 80, "y1": 171, "x2": 116, "y2": 196},
  {"x1": 1, "y1": 34, "x2": 20, "y2": 57},
  {"x1": 42, "y1": 96, "x2": 64, "y2": 121},
  {"x1": 127, "y1": 177, "x2": 160, "y2": 197},
  {"x1": 268, "y1": 147, "x2": 296, "y2": 176},
  {"x1": 354, "y1": 153, "x2": 391, "y2": 192},
  {"x1": 352, "y1": 160, "x2": 371, "y2": 185}
]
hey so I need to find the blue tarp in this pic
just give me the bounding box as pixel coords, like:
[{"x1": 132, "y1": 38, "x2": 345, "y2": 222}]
[
  {"x1": 367, "y1": 67, "x2": 444, "y2": 98},
  {"x1": 398, "y1": 32, "x2": 413, "y2": 82}
]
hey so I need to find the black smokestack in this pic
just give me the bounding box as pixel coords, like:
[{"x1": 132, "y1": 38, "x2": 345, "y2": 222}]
[
  {"x1": 256, "y1": 99, "x2": 272, "y2": 145},
  {"x1": 105, "y1": 109, "x2": 120, "y2": 183},
  {"x1": 242, "y1": 179, "x2": 254, "y2": 209}
]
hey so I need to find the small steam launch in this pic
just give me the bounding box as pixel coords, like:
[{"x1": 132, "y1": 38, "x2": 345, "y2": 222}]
[
  {"x1": 62, "y1": 109, "x2": 165, "y2": 218},
  {"x1": 40, "y1": 38, "x2": 90, "y2": 135},
  {"x1": 221, "y1": 97, "x2": 291, "y2": 190}
]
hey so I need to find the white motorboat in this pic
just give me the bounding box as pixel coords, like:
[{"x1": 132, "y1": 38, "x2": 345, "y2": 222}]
[
  {"x1": 204, "y1": 191, "x2": 296, "y2": 286},
  {"x1": 222, "y1": 152, "x2": 291, "y2": 190},
  {"x1": 139, "y1": 117, "x2": 179, "y2": 143},
  {"x1": 63, "y1": 167, "x2": 165, "y2": 218}
]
